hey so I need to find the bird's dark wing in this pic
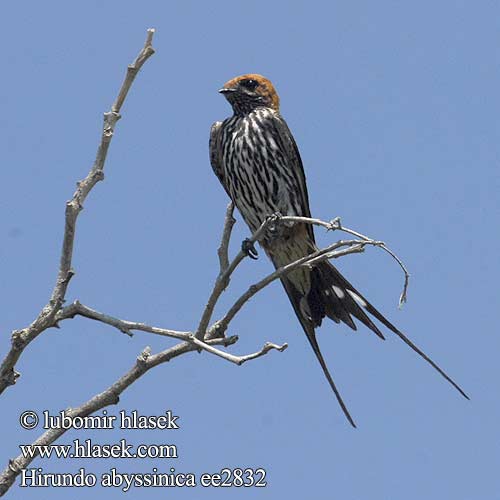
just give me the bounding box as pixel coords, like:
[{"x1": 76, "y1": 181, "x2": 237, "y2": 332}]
[
  {"x1": 209, "y1": 121, "x2": 231, "y2": 197},
  {"x1": 271, "y1": 114, "x2": 315, "y2": 243}
]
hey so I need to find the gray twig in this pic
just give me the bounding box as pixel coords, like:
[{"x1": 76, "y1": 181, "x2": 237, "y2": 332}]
[
  {"x1": 54, "y1": 301, "x2": 287, "y2": 367},
  {"x1": 217, "y1": 202, "x2": 236, "y2": 272},
  {"x1": 187, "y1": 334, "x2": 288, "y2": 365},
  {"x1": 56, "y1": 301, "x2": 190, "y2": 339}
]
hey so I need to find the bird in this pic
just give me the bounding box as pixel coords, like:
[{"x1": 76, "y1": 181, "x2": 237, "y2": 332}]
[{"x1": 209, "y1": 73, "x2": 468, "y2": 426}]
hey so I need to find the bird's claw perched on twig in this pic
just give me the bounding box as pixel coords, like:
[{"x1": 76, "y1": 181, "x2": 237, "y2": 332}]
[
  {"x1": 242, "y1": 238, "x2": 259, "y2": 260},
  {"x1": 266, "y1": 211, "x2": 283, "y2": 223},
  {"x1": 266, "y1": 211, "x2": 286, "y2": 234},
  {"x1": 328, "y1": 216, "x2": 342, "y2": 231}
]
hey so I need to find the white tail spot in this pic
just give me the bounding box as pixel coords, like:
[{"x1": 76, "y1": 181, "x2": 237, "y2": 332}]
[
  {"x1": 347, "y1": 289, "x2": 367, "y2": 308},
  {"x1": 332, "y1": 286, "x2": 345, "y2": 299},
  {"x1": 299, "y1": 297, "x2": 313, "y2": 321}
]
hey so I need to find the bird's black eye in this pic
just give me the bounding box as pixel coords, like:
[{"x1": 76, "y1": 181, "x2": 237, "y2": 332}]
[{"x1": 240, "y1": 79, "x2": 259, "y2": 91}]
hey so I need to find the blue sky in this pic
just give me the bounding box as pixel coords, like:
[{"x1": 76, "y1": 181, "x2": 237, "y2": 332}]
[{"x1": 1, "y1": 1, "x2": 499, "y2": 498}]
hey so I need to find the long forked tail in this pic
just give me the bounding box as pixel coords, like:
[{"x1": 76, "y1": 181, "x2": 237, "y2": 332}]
[
  {"x1": 272, "y1": 242, "x2": 468, "y2": 426},
  {"x1": 314, "y1": 261, "x2": 469, "y2": 400},
  {"x1": 280, "y1": 276, "x2": 357, "y2": 427}
]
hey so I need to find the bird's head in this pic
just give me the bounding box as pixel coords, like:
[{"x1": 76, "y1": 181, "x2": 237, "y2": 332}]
[{"x1": 219, "y1": 74, "x2": 280, "y2": 115}]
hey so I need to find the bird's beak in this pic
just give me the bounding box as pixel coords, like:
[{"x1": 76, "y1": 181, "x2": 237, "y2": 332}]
[{"x1": 219, "y1": 87, "x2": 236, "y2": 94}]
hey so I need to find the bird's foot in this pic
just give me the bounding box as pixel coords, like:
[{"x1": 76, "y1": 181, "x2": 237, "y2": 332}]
[
  {"x1": 266, "y1": 211, "x2": 283, "y2": 224},
  {"x1": 266, "y1": 212, "x2": 283, "y2": 234},
  {"x1": 329, "y1": 216, "x2": 342, "y2": 231},
  {"x1": 242, "y1": 238, "x2": 259, "y2": 260}
]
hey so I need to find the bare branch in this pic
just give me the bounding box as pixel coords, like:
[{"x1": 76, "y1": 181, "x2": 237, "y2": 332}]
[
  {"x1": 211, "y1": 238, "x2": 380, "y2": 336},
  {"x1": 278, "y1": 215, "x2": 411, "y2": 307},
  {"x1": 0, "y1": 29, "x2": 156, "y2": 395},
  {"x1": 187, "y1": 334, "x2": 288, "y2": 365},
  {"x1": 228, "y1": 341, "x2": 288, "y2": 365},
  {"x1": 0, "y1": 335, "x2": 236, "y2": 496},
  {"x1": 0, "y1": 206, "x2": 408, "y2": 495},
  {"x1": 195, "y1": 213, "x2": 279, "y2": 340},
  {"x1": 56, "y1": 301, "x2": 190, "y2": 339},
  {"x1": 55, "y1": 301, "x2": 288, "y2": 369},
  {"x1": 217, "y1": 202, "x2": 236, "y2": 272},
  {"x1": 112, "y1": 28, "x2": 155, "y2": 114},
  {"x1": 197, "y1": 212, "x2": 406, "y2": 340}
]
